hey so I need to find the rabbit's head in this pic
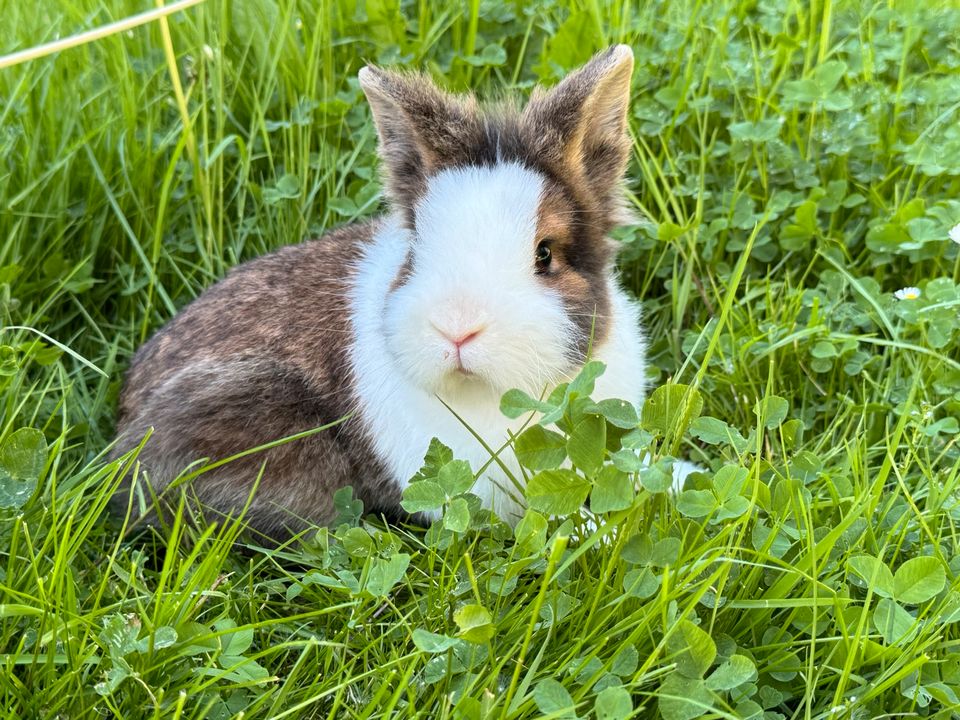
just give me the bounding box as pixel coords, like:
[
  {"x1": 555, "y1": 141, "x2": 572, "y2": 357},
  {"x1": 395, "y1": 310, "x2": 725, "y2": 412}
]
[{"x1": 358, "y1": 46, "x2": 635, "y2": 397}]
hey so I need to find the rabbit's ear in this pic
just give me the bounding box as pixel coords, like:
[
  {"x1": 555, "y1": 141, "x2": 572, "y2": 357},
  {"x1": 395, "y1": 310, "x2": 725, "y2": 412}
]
[
  {"x1": 359, "y1": 66, "x2": 477, "y2": 218},
  {"x1": 522, "y1": 46, "x2": 634, "y2": 218}
]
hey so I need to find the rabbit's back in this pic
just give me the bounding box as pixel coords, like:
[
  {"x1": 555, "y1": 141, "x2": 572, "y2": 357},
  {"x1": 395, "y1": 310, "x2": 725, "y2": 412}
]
[
  {"x1": 121, "y1": 222, "x2": 372, "y2": 413},
  {"x1": 112, "y1": 221, "x2": 399, "y2": 535}
]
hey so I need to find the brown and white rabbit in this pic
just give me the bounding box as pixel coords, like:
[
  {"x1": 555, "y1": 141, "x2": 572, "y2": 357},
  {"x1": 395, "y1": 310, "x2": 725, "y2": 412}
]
[{"x1": 113, "y1": 45, "x2": 679, "y2": 537}]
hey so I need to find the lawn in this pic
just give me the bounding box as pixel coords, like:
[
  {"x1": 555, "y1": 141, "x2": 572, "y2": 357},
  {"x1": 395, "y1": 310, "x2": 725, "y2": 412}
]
[{"x1": 1, "y1": 0, "x2": 959, "y2": 718}]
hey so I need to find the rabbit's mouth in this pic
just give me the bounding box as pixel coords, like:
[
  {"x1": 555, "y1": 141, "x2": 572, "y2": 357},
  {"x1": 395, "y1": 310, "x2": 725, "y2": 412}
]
[
  {"x1": 443, "y1": 355, "x2": 482, "y2": 383},
  {"x1": 432, "y1": 367, "x2": 492, "y2": 400}
]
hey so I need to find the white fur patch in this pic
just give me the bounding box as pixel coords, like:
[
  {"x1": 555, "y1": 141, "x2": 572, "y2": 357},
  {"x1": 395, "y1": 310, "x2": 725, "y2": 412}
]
[
  {"x1": 384, "y1": 162, "x2": 577, "y2": 397},
  {"x1": 349, "y1": 162, "x2": 648, "y2": 523}
]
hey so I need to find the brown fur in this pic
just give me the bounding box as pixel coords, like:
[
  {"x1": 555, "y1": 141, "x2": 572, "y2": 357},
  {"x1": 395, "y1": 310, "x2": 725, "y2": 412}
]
[
  {"x1": 113, "y1": 47, "x2": 636, "y2": 539},
  {"x1": 388, "y1": 250, "x2": 414, "y2": 293},
  {"x1": 535, "y1": 180, "x2": 613, "y2": 355},
  {"x1": 359, "y1": 47, "x2": 633, "y2": 228},
  {"x1": 112, "y1": 222, "x2": 404, "y2": 538}
]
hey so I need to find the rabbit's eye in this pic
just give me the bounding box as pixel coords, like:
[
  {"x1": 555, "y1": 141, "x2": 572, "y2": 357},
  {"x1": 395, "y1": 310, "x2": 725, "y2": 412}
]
[{"x1": 535, "y1": 241, "x2": 553, "y2": 271}]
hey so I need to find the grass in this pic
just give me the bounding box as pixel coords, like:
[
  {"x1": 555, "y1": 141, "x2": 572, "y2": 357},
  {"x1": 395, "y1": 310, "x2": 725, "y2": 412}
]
[{"x1": 1, "y1": 0, "x2": 960, "y2": 717}]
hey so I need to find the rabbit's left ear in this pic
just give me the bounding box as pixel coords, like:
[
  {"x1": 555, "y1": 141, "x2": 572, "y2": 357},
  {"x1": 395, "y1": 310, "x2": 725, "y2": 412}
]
[{"x1": 522, "y1": 45, "x2": 634, "y2": 215}]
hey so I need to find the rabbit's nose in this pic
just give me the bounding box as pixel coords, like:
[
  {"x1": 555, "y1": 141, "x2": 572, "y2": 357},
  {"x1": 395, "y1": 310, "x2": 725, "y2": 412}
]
[
  {"x1": 448, "y1": 329, "x2": 482, "y2": 348},
  {"x1": 432, "y1": 324, "x2": 485, "y2": 371},
  {"x1": 431, "y1": 322, "x2": 486, "y2": 348}
]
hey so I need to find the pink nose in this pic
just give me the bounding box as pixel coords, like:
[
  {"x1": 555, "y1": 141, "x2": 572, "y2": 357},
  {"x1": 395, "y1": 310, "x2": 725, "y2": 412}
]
[
  {"x1": 434, "y1": 325, "x2": 485, "y2": 368},
  {"x1": 449, "y1": 329, "x2": 482, "y2": 348},
  {"x1": 433, "y1": 321, "x2": 485, "y2": 348}
]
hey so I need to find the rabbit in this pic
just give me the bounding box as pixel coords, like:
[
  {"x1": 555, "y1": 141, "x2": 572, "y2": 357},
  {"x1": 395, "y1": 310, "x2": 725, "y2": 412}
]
[{"x1": 112, "y1": 45, "x2": 690, "y2": 538}]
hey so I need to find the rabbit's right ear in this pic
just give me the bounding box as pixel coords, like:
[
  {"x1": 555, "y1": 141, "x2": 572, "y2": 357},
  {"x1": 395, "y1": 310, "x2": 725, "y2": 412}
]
[{"x1": 359, "y1": 66, "x2": 476, "y2": 219}]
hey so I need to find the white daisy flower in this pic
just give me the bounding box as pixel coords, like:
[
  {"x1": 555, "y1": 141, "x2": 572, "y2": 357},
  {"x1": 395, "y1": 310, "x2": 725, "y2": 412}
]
[
  {"x1": 950, "y1": 223, "x2": 960, "y2": 245},
  {"x1": 894, "y1": 287, "x2": 921, "y2": 300}
]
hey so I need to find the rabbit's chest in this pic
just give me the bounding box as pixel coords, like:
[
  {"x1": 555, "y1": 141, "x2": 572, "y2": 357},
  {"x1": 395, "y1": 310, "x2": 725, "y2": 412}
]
[
  {"x1": 423, "y1": 396, "x2": 531, "y2": 523},
  {"x1": 364, "y1": 383, "x2": 531, "y2": 523}
]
